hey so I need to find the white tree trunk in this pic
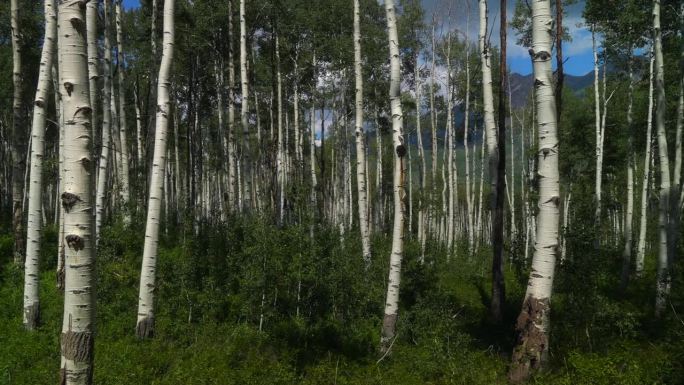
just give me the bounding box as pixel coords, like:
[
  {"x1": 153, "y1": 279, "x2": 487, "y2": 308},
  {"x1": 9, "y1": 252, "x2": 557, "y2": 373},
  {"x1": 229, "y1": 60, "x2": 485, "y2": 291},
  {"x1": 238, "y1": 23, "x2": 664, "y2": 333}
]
[
  {"x1": 136, "y1": 0, "x2": 174, "y2": 339},
  {"x1": 239, "y1": 0, "x2": 250, "y2": 212},
  {"x1": 23, "y1": 0, "x2": 57, "y2": 330},
  {"x1": 479, "y1": 0, "x2": 498, "y2": 247},
  {"x1": 58, "y1": 0, "x2": 96, "y2": 382},
  {"x1": 430, "y1": 20, "x2": 437, "y2": 184},
  {"x1": 354, "y1": 0, "x2": 371, "y2": 264},
  {"x1": 11, "y1": 0, "x2": 25, "y2": 264},
  {"x1": 593, "y1": 28, "x2": 604, "y2": 225},
  {"x1": 380, "y1": 0, "x2": 406, "y2": 354},
  {"x1": 637, "y1": 47, "x2": 655, "y2": 275},
  {"x1": 653, "y1": 0, "x2": 671, "y2": 317},
  {"x1": 509, "y1": 0, "x2": 559, "y2": 380},
  {"x1": 464, "y1": 30, "x2": 473, "y2": 251},
  {"x1": 621, "y1": 54, "x2": 635, "y2": 290},
  {"x1": 115, "y1": 0, "x2": 131, "y2": 220},
  {"x1": 96, "y1": 0, "x2": 114, "y2": 245},
  {"x1": 275, "y1": 33, "x2": 285, "y2": 224},
  {"x1": 415, "y1": 52, "x2": 427, "y2": 257},
  {"x1": 446, "y1": 32, "x2": 455, "y2": 250}
]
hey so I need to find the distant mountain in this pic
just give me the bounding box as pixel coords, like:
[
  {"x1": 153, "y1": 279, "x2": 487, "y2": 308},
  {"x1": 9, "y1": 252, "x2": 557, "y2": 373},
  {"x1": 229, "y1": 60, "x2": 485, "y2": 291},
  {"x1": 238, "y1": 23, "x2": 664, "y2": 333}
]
[{"x1": 509, "y1": 71, "x2": 594, "y2": 108}]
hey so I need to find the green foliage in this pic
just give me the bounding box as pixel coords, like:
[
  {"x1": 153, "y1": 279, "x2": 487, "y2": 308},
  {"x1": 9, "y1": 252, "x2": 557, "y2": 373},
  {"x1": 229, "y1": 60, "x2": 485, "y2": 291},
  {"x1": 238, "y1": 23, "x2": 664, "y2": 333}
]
[{"x1": 1, "y1": 217, "x2": 683, "y2": 384}]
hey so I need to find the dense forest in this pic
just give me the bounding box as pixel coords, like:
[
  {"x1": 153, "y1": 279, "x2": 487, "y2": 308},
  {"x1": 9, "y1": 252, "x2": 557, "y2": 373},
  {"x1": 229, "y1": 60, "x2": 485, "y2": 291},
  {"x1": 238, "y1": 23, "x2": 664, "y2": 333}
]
[{"x1": 0, "y1": 0, "x2": 683, "y2": 383}]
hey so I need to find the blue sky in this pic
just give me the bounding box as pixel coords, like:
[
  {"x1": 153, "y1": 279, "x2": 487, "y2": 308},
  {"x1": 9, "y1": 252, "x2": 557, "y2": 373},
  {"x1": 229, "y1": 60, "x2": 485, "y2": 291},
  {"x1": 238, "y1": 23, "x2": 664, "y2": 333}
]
[{"x1": 122, "y1": 0, "x2": 594, "y2": 76}]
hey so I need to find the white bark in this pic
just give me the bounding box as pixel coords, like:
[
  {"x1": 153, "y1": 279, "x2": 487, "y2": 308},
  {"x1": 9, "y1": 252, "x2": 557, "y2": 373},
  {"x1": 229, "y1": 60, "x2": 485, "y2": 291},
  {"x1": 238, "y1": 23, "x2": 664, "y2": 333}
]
[
  {"x1": 96, "y1": 0, "x2": 114, "y2": 245},
  {"x1": 510, "y1": 0, "x2": 559, "y2": 379},
  {"x1": 115, "y1": 0, "x2": 131, "y2": 219},
  {"x1": 137, "y1": 0, "x2": 174, "y2": 338},
  {"x1": 593, "y1": 28, "x2": 604, "y2": 224},
  {"x1": 621, "y1": 54, "x2": 635, "y2": 289},
  {"x1": 11, "y1": 0, "x2": 25, "y2": 264},
  {"x1": 415, "y1": 52, "x2": 427, "y2": 257},
  {"x1": 479, "y1": 0, "x2": 498, "y2": 211},
  {"x1": 446, "y1": 31, "x2": 455, "y2": 250},
  {"x1": 239, "y1": 0, "x2": 249, "y2": 212},
  {"x1": 23, "y1": 0, "x2": 57, "y2": 330},
  {"x1": 464, "y1": 29, "x2": 473, "y2": 251},
  {"x1": 380, "y1": 0, "x2": 406, "y2": 354},
  {"x1": 637, "y1": 47, "x2": 655, "y2": 275},
  {"x1": 276, "y1": 33, "x2": 284, "y2": 224},
  {"x1": 430, "y1": 19, "x2": 437, "y2": 183},
  {"x1": 58, "y1": 0, "x2": 96, "y2": 382},
  {"x1": 354, "y1": 0, "x2": 371, "y2": 265},
  {"x1": 653, "y1": 0, "x2": 671, "y2": 316}
]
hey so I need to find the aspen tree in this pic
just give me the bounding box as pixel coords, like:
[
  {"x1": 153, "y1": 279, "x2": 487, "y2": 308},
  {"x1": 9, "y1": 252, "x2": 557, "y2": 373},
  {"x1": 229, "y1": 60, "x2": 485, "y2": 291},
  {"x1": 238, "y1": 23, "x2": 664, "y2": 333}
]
[
  {"x1": 227, "y1": 3, "x2": 237, "y2": 213},
  {"x1": 240, "y1": 0, "x2": 250, "y2": 211},
  {"x1": 380, "y1": 0, "x2": 406, "y2": 355},
  {"x1": 636, "y1": 47, "x2": 655, "y2": 275},
  {"x1": 58, "y1": 0, "x2": 96, "y2": 381},
  {"x1": 653, "y1": 0, "x2": 671, "y2": 317},
  {"x1": 509, "y1": 0, "x2": 560, "y2": 380},
  {"x1": 136, "y1": 0, "x2": 175, "y2": 339},
  {"x1": 620, "y1": 51, "x2": 635, "y2": 291},
  {"x1": 593, "y1": 27, "x2": 604, "y2": 225},
  {"x1": 479, "y1": 0, "x2": 498, "y2": 217},
  {"x1": 23, "y1": 0, "x2": 57, "y2": 330},
  {"x1": 430, "y1": 18, "x2": 437, "y2": 184},
  {"x1": 115, "y1": 0, "x2": 131, "y2": 218},
  {"x1": 463, "y1": 10, "x2": 474, "y2": 252},
  {"x1": 414, "y1": 51, "x2": 427, "y2": 256},
  {"x1": 276, "y1": 33, "x2": 284, "y2": 224},
  {"x1": 354, "y1": 0, "x2": 371, "y2": 264},
  {"x1": 11, "y1": 0, "x2": 26, "y2": 264},
  {"x1": 96, "y1": 0, "x2": 114, "y2": 245}
]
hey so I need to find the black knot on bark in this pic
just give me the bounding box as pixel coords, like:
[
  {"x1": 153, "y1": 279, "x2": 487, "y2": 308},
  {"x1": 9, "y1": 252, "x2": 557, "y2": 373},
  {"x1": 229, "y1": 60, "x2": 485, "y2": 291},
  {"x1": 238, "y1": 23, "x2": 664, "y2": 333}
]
[
  {"x1": 534, "y1": 79, "x2": 545, "y2": 88},
  {"x1": 65, "y1": 234, "x2": 85, "y2": 251},
  {"x1": 395, "y1": 144, "x2": 406, "y2": 157},
  {"x1": 64, "y1": 82, "x2": 74, "y2": 96},
  {"x1": 61, "y1": 192, "x2": 81, "y2": 212}
]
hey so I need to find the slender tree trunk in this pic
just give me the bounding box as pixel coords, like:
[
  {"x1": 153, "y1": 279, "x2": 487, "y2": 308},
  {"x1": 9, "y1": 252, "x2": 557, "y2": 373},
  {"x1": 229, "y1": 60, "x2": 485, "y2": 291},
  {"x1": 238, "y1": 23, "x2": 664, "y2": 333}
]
[
  {"x1": 96, "y1": 0, "x2": 114, "y2": 245},
  {"x1": 58, "y1": 0, "x2": 96, "y2": 382},
  {"x1": 415, "y1": 51, "x2": 427, "y2": 257},
  {"x1": 380, "y1": 0, "x2": 406, "y2": 355},
  {"x1": 136, "y1": 0, "x2": 174, "y2": 339},
  {"x1": 509, "y1": 0, "x2": 560, "y2": 380},
  {"x1": 491, "y1": 0, "x2": 507, "y2": 323},
  {"x1": 463, "y1": 12, "x2": 473, "y2": 251},
  {"x1": 23, "y1": 0, "x2": 57, "y2": 330},
  {"x1": 637, "y1": 47, "x2": 655, "y2": 276},
  {"x1": 354, "y1": 0, "x2": 371, "y2": 265},
  {"x1": 620, "y1": 52, "x2": 635, "y2": 292},
  {"x1": 479, "y1": 0, "x2": 499, "y2": 246},
  {"x1": 226, "y1": 1, "x2": 237, "y2": 213},
  {"x1": 593, "y1": 28, "x2": 603, "y2": 227},
  {"x1": 275, "y1": 33, "x2": 285, "y2": 224},
  {"x1": 653, "y1": 0, "x2": 671, "y2": 317},
  {"x1": 430, "y1": 19, "x2": 437, "y2": 184},
  {"x1": 446, "y1": 31, "x2": 454, "y2": 250},
  {"x1": 11, "y1": 0, "x2": 26, "y2": 265},
  {"x1": 240, "y1": 0, "x2": 250, "y2": 212},
  {"x1": 116, "y1": 0, "x2": 131, "y2": 220}
]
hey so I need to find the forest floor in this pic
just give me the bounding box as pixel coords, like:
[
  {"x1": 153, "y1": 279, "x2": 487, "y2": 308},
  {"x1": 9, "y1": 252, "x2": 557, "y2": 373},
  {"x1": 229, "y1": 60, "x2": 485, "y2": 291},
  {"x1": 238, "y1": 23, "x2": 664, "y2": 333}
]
[{"x1": 0, "y1": 219, "x2": 682, "y2": 384}]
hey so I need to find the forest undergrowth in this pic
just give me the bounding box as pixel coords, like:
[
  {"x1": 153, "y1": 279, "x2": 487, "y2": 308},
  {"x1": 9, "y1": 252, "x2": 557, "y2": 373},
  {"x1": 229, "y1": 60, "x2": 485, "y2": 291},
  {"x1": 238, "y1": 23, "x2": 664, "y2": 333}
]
[{"x1": 0, "y1": 216, "x2": 682, "y2": 384}]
